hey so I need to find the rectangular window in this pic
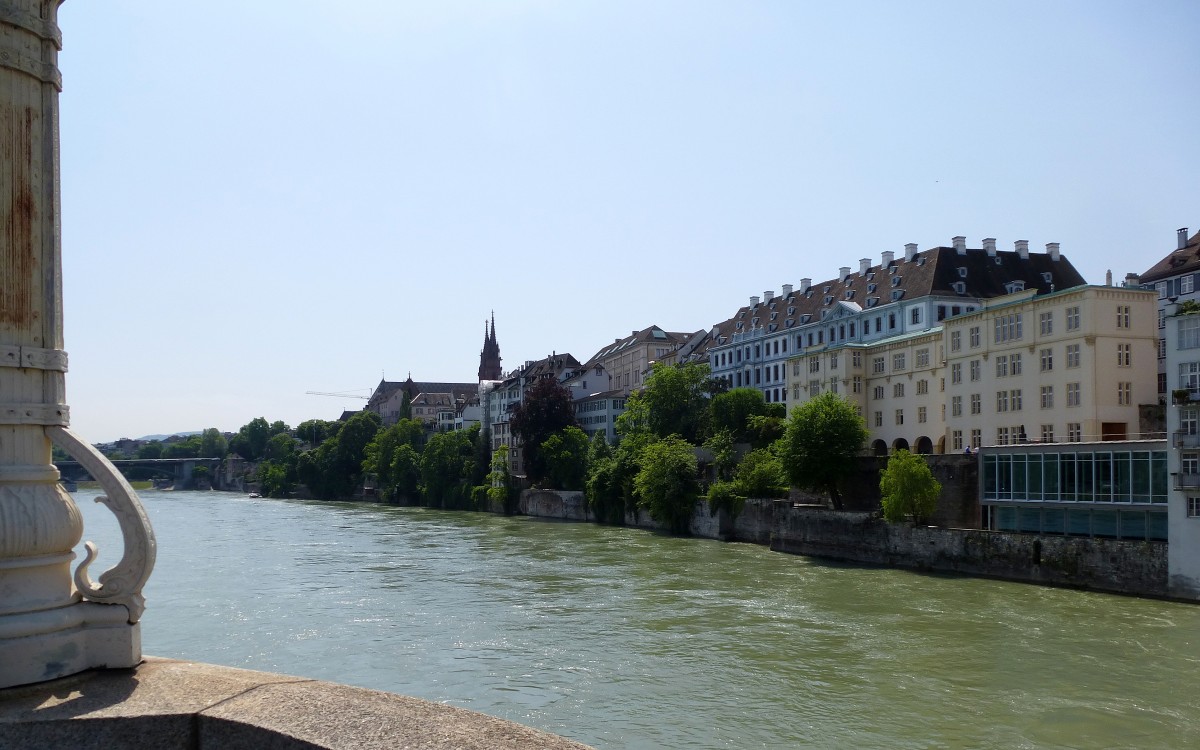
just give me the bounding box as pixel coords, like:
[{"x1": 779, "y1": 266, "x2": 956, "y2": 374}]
[
  {"x1": 1066, "y1": 306, "x2": 1080, "y2": 330},
  {"x1": 809, "y1": 379, "x2": 821, "y2": 395},
  {"x1": 916, "y1": 379, "x2": 928, "y2": 395},
  {"x1": 1189, "y1": 498, "x2": 1200, "y2": 518},
  {"x1": 1116, "y1": 343, "x2": 1131, "y2": 367},
  {"x1": 1040, "y1": 348, "x2": 1053, "y2": 372},
  {"x1": 918, "y1": 406, "x2": 927, "y2": 423},
  {"x1": 996, "y1": 355, "x2": 1008, "y2": 378},
  {"x1": 1068, "y1": 423, "x2": 1081, "y2": 442},
  {"x1": 873, "y1": 357, "x2": 885, "y2": 374},
  {"x1": 970, "y1": 360, "x2": 981, "y2": 381},
  {"x1": 874, "y1": 411, "x2": 883, "y2": 427},
  {"x1": 853, "y1": 351, "x2": 862, "y2": 368},
  {"x1": 952, "y1": 395, "x2": 963, "y2": 417},
  {"x1": 1039, "y1": 311, "x2": 1053, "y2": 335},
  {"x1": 1117, "y1": 305, "x2": 1131, "y2": 329},
  {"x1": 873, "y1": 385, "x2": 885, "y2": 400},
  {"x1": 893, "y1": 383, "x2": 905, "y2": 398},
  {"x1": 1180, "y1": 362, "x2": 1200, "y2": 391},
  {"x1": 996, "y1": 391, "x2": 1009, "y2": 412},
  {"x1": 951, "y1": 363, "x2": 963, "y2": 384},
  {"x1": 1184, "y1": 275, "x2": 1195, "y2": 294},
  {"x1": 1011, "y1": 389, "x2": 1023, "y2": 411},
  {"x1": 951, "y1": 330, "x2": 962, "y2": 352},
  {"x1": 997, "y1": 427, "x2": 1010, "y2": 446},
  {"x1": 1067, "y1": 382, "x2": 1081, "y2": 407},
  {"x1": 993, "y1": 313, "x2": 1023, "y2": 343},
  {"x1": 895, "y1": 409, "x2": 904, "y2": 425},
  {"x1": 952, "y1": 430, "x2": 964, "y2": 451},
  {"x1": 970, "y1": 326, "x2": 981, "y2": 348},
  {"x1": 911, "y1": 307, "x2": 921, "y2": 324},
  {"x1": 893, "y1": 353, "x2": 906, "y2": 371},
  {"x1": 810, "y1": 358, "x2": 820, "y2": 373},
  {"x1": 830, "y1": 354, "x2": 839, "y2": 370},
  {"x1": 971, "y1": 429, "x2": 981, "y2": 449},
  {"x1": 1011, "y1": 353, "x2": 1022, "y2": 376},
  {"x1": 853, "y1": 376, "x2": 862, "y2": 393},
  {"x1": 1066, "y1": 344, "x2": 1081, "y2": 368},
  {"x1": 916, "y1": 348, "x2": 930, "y2": 368},
  {"x1": 970, "y1": 393, "x2": 981, "y2": 414},
  {"x1": 1041, "y1": 385, "x2": 1054, "y2": 409},
  {"x1": 1179, "y1": 317, "x2": 1200, "y2": 349},
  {"x1": 1118, "y1": 381, "x2": 1132, "y2": 406},
  {"x1": 1041, "y1": 424, "x2": 1055, "y2": 442}
]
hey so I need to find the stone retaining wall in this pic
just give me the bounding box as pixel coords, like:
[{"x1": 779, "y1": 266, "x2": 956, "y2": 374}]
[{"x1": 515, "y1": 491, "x2": 1169, "y2": 598}]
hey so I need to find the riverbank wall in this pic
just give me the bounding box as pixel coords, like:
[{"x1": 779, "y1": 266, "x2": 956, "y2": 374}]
[{"x1": 515, "y1": 491, "x2": 1169, "y2": 599}]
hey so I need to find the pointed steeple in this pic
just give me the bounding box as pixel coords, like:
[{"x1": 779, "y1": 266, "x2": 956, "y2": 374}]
[{"x1": 478, "y1": 312, "x2": 502, "y2": 381}]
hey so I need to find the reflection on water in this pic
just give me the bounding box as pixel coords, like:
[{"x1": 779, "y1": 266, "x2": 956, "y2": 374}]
[{"x1": 74, "y1": 490, "x2": 1200, "y2": 749}]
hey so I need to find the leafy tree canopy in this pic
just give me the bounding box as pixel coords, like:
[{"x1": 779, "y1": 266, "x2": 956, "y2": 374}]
[
  {"x1": 880, "y1": 450, "x2": 942, "y2": 525},
  {"x1": 617, "y1": 362, "x2": 715, "y2": 445},
  {"x1": 199, "y1": 428, "x2": 227, "y2": 458},
  {"x1": 510, "y1": 378, "x2": 577, "y2": 484},
  {"x1": 710, "y1": 388, "x2": 768, "y2": 442},
  {"x1": 230, "y1": 417, "x2": 272, "y2": 461},
  {"x1": 779, "y1": 392, "x2": 868, "y2": 509},
  {"x1": 633, "y1": 435, "x2": 700, "y2": 535},
  {"x1": 540, "y1": 426, "x2": 590, "y2": 491},
  {"x1": 420, "y1": 430, "x2": 475, "y2": 509}
]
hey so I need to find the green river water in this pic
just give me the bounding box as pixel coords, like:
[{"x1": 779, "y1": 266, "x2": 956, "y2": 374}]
[{"x1": 73, "y1": 490, "x2": 1200, "y2": 749}]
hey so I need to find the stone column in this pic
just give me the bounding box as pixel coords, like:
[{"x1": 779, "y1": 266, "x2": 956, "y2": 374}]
[{"x1": 0, "y1": 0, "x2": 155, "y2": 689}]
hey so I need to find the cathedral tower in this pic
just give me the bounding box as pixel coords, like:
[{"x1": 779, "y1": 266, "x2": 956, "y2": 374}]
[{"x1": 478, "y1": 312, "x2": 502, "y2": 381}]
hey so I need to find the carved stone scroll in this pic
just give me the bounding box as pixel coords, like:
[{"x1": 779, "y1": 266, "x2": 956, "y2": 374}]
[{"x1": 47, "y1": 425, "x2": 157, "y2": 623}]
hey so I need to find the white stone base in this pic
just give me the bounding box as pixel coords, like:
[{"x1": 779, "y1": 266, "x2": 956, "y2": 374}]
[{"x1": 0, "y1": 602, "x2": 139, "y2": 689}]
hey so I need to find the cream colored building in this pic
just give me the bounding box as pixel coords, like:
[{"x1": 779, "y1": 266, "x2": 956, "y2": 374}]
[
  {"x1": 586, "y1": 325, "x2": 695, "y2": 395},
  {"x1": 786, "y1": 285, "x2": 1159, "y2": 454}
]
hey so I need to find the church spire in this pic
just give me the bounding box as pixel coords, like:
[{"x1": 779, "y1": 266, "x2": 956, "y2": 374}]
[{"x1": 478, "y1": 313, "x2": 502, "y2": 381}]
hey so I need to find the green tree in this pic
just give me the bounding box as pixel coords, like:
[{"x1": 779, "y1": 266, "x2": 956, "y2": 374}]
[
  {"x1": 745, "y1": 413, "x2": 786, "y2": 450},
  {"x1": 779, "y1": 392, "x2": 868, "y2": 510},
  {"x1": 420, "y1": 430, "x2": 475, "y2": 509},
  {"x1": 633, "y1": 436, "x2": 700, "y2": 535},
  {"x1": 363, "y1": 418, "x2": 424, "y2": 501},
  {"x1": 617, "y1": 362, "x2": 714, "y2": 444},
  {"x1": 510, "y1": 378, "x2": 577, "y2": 485},
  {"x1": 136, "y1": 441, "x2": 163, "y2": 459},
  {"x1": 540, "y1": 426, "x2": 590, "y2": 490},
  {"x1": 734, "y1": 447, "x2": 788, "y2": 499},
  {"x1": 230, "y1": 417, "x2": 272, "y2": 461},
  {"x1": 389, "y1": 444, "x2": 422, "y2": 501},
  {"x1": 297, "y1": 418, "x2": 341, "y2": 448},
  {"x1": 296, "y1": 411, "x2": 381, "y2": 500},
  {"x1": 486, "y1": 445, "x2": 518, "y2": 514},
  {"x1": 703, "y1": 429, "x2": 736, "y2": 482},
  {"x1": 880, "y1": 450, "x2": 942, "y2": 525},
  {"x1": 162, "y1": 435, "x2": 202, "y2": 459},
  {"x1": 710, "y1": 388, "x2": 768, "y2": 442},
  {"x1": 198, "y1": 428, "x2": 227, "y2": 458}
]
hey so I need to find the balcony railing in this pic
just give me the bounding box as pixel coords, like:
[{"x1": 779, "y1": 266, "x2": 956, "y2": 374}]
[
  {"x1": 1175, "y1": 431, "x2": 1200, "y2": 449},
  {"x1": 1175, "y1": 473, "x2": 1200, "y2": 489}
]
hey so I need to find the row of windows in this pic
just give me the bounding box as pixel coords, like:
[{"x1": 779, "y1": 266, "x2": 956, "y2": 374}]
[
  {"x1": 949, "y1": 305, "x2": 1084, "y2": 353},
  {"x1": 982, "y1": 451, "x2": 1169, "y2": 504},
  {"x1": 986, "y1": 505, "x2": 1166, "y2": 541}
]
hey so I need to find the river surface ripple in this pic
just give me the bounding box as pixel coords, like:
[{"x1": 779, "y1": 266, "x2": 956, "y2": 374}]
[{"x1": 74, "y1": 490, "x2": 1200, "y2": 749}]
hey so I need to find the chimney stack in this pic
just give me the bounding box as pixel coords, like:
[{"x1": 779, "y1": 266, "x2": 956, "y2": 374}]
[
  {"x1": 782, "y1": 283, "x2": 793, "y2": 296},
  {"x1": 1106, "y1": 270, "x2": 1113, "y2": 286},
  {"x1": 838, "y1": 267, "x2": 850, "y2": 282},
  {"x1": 750, "y1": 296, "x2": 760, "y2": 307},
  {"x1": 764, "y1": 291, "x2": 774, "y2": 303},
  {"x1": 1180, "y1": 228, "x2": 1190, "y2": 250},
  {"x1": 1125, "y1": 272, "x2": 1141, "y2": 288},
  {"x1": 800, "y1": 278, "x2": 811, "y2": 293},
  {"x1": 953, "y1": 236, "x2": 967, "y2": 255},
  {"x1": 982, "y1": 238, "x2": 997, "y2": 257},
  {"x1": 1046, "y1": 242, "x2": 1061, "y2": 261},
  {"x1": 904, "y1": 243, "x2": 919, "y2": 262},
  {"x1": 1015, "y1": 240, "x2": 1029, "y2": 260},
  {"x1": 860, "y1": 258, "x2": 871, "y2": 275},
  {"x1": 881, "y1": 250, "x2": 895, "y2": 267}
]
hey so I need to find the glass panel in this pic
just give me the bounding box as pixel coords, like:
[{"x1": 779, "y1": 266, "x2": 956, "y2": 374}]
[
  {"x1": 1093, "y1": 510, "x2": 1118, "y2": 538},
  {"x1": 1094, "y1": 452, "x2": 1113, "y2": 502},
  {"x1": 1060, "y1": 454, "x2": 1076, "y2": 502},
  {"x1": 1114, "y1": 452, "x2": 1132, "y2": 502},
  {"x1": 1067, "y1": 509, "x2": 1091, "y2": 536},
  {"x1": 1119, "y1": 511, "x2": 1146, "y2": 540},
  {"x1": 997, "y1": 455, "x2": 1012, "y2": 501},
  {"x1": 983, "y1": 455, "x2": 997, "y2": 499},
  {"x1": 1043, "y1": 454, "x2": 1059, "y2": 501},
  {"x1": 1078, "y1": 453, "x2": 1094, "y2": 502},
  {"x1": 1152, "y1": 452, "x2": 1169, "y2": 502},
  {"x1": 1018, "y1": 507, "x2": 1042, "y2": 533},
  {"x1": 1027, "y1": 455, "x2": 1043, "y2": 501},
  {"x1": 1132, "y1": 451, "x2": 1151, "y2": 503},
  {"x1": 1149, "y1": 512, "x2": 1169, "y2": 541},
  {"x1": 1043, "y1": 509, "x2": 1065, "y2": 535},
  {"x1": 996, "y1": 505, "x2": 1017, "y2": 531},
  {"x1": 1013, "y1": 455, "x2": 1028, "y2": 499}
]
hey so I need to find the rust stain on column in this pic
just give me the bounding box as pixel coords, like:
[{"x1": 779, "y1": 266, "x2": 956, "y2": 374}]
[{"x1": 1, "y1": 106, "x2": 36, "y2": 327}]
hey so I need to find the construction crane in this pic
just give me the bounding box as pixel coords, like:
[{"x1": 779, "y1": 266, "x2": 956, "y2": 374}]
[{"x1": 305, "y1": 390, "x2": 371, "y2": 400}]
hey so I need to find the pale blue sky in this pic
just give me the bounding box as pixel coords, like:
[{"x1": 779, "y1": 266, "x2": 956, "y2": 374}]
[{"x1": 56, "y1": 1, "x2": 1200, "y2": 442}]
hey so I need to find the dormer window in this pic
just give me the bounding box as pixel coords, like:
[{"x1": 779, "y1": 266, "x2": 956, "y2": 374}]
[
  {"x1": 958, "y1": 267, "x2": 968, "y2": 278},
  {"x1": 801, "y1": 314, "x2": 812, "y2": 324},
  {"x1": 821, "y1": 309, "x2": 829, "y2": 319},
  {"x1": 890, "y1": 266, "x2": 897, "y2": 275},
  {"x1": 805, "y1": 289, "x2": 814, "y2": 299},
  {"x1": 845, "y1": 290, "x2": 855, "y2": 299},
  {"x1": 786, "y1": 319, "x2": 795, "y2": 328},
  {"x1": 867, "y1": 283, "x2": 877, "y2": 293},
  {"x1": 787, "y1": 306, "x2": 796, "y2": 315},
  {"x1": 867, "y1": 272, "x2": 875, "y2": 280},
  {"x1": 752, "y1": 317, "x2": 760, "y2": 327},
  {"x1": 770, "y1": 312, "x2": 778, "y2": 320},
  {"x1": 768, "y1": 324, "x2": 778, "y2": 332},
  {"x1": 867, "y1": 298, "x2": 878, "y2": 308},
  {"x1": 736, "y1": 321, "x2": 744, "y2": 330},
  {"x1": 823, "y1": 285, "x2": 831, "y2": 294},
  {"x1": 1041, "y1": 272, "x2": 1053, "y2": 284},
  {"x1": 917, "y1": 256, "x2": 926, "y2": 266},
  {"x1": 1005, "y1": 280, "x2": 1026, "y2": 294},
  {"x1": 891, "y1": 276, "x2": 902, "y2": 287},
  {"x1": 892, "y1": 289, "x2": 905, "y2": 301},
  {"x1": 952, "y1": 281, "x2": 967, "y2": 295},
  {"x1": 994, "y1": 256, "x2": 1003, "y2": 265},
  {"x1": 823, "y1": 295, "x2": 833, "y2": 305}
]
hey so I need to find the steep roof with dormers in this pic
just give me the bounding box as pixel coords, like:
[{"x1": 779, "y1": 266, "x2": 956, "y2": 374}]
[
  {"x1": 697, "y1": 244, "x2": 1086, "y2": 356},
  {"x1": 1140, "y1": 229, "x2": 1200, "y2": 283},
  {"x1": 583, "y1": 325, "x2": 694, "y2": 367}
]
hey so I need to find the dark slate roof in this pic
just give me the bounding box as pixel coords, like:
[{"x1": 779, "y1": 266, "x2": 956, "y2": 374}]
[
  {"x1": 367, "y1": 377, "x2": 477, "y2": 411},
  {"x1": 583, "y1": 325, "x2": 694, "y2": 367},
  {"x1": 1140, "y1": 229, "x2": 1200, "y2": 283},
  {"x1": 696, "y1": 245, "x2": 1086, "y2": 356}
]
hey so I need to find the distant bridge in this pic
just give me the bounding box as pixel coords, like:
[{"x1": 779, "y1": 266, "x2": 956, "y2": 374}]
[{"x1": 55, "y1": 457, "x2": 223, "y2": 488}]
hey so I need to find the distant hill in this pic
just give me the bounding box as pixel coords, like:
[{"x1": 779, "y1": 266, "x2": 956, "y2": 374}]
[{"x1": 136, "y1": 431, "x2": 202, "y2": 441}]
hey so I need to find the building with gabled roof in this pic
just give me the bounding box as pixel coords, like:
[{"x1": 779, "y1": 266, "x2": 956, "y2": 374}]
[
  {"x1": 367, "y1": 376, "x2": 477, "y2": 426},
  {"x1": 1139, "y1": 226, "x2": 1200, "y2": 397},
  {"x1": 583, "y1": 325, "x2": 697, "y2": 395}
]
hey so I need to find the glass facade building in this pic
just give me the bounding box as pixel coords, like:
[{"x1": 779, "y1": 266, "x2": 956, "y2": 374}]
[{"x1": 980, "y1": 442, "x2": 1168, "y2": 541}]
